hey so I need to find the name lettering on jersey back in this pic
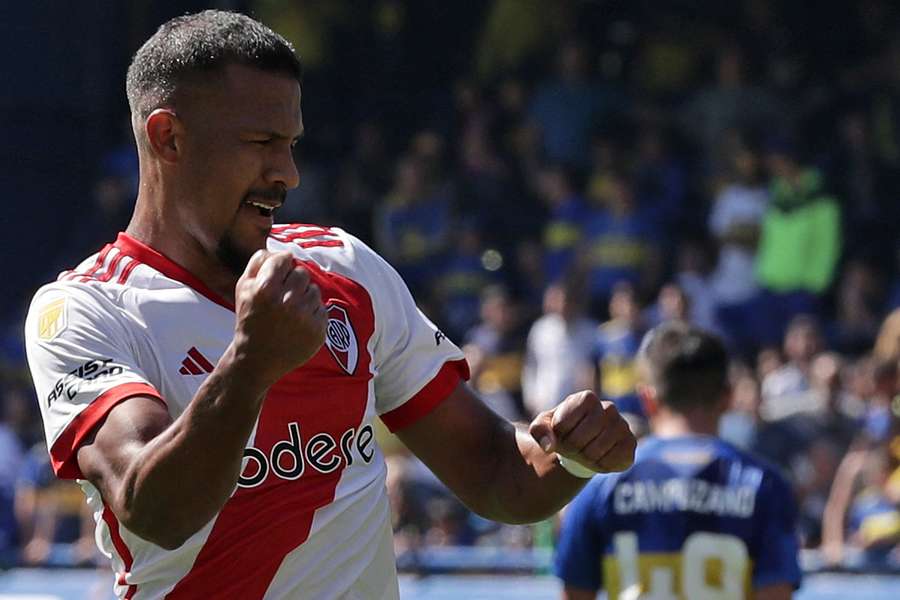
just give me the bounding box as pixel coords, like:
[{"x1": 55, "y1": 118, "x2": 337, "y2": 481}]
[
  {"x1": 613, "y1": 478, "x2": 757, "y2": 518},
  {"x1": 238, "y1": 421, "x2": 375, "y2": 488},
  {"x1": 47, "y1": 358, "x2": 124, "y2": 406}
]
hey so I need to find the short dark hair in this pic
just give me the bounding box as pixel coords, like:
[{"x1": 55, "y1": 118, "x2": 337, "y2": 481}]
[
  {"x1": 638, "y1": 322, "x2": 729, "y2": 411},
  {"x1": 126, "y1": 10, "x2": 302, "y2": 119}
]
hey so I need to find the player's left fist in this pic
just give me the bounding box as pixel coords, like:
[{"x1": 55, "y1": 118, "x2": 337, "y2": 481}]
[{"x1": 528, "y1": 390, "x2": 636, "y2": 474}]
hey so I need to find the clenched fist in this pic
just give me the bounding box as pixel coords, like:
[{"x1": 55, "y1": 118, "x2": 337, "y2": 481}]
[
  {"x1": 529, "y1": 390, "x2": 636, "y2": 475},
  {"x1": 233, "y1": 250, "x2": 327, "y2": 386}
]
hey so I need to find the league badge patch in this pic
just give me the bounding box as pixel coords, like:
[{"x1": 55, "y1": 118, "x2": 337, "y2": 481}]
[{"x1": 37, "y1": 297, "x2": 67, "y2": 341}]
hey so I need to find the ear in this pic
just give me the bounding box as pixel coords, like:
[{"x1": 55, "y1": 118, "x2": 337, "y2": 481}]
[
  {"x1": 145, "y1": 108, "x2": 181, "y2": 163},
  {"x1": 637, "y1": 383, "x2": 658, "y2": 418}
]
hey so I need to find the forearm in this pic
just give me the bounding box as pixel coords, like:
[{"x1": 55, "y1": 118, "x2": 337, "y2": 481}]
[
  {"x1": 821, "y1": 451, "x2": 865, "y2": 550},
  {"x1": 115, "y1": 344, "x2": 268, "y2": 548},
  {"x1": 397, "y1": 384, "x2": 632, "y2": 526},
  {"x1": 479, "y1": 422, "x2": 588, "y2": 524}
]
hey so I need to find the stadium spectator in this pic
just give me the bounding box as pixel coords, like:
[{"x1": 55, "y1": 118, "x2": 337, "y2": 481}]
[
  {"x1": 579, "y1": 169, "x2": 661, "y2": 311},
  {"x1": 15, "y1": 444, "x2": 96, "y2": 567},
  {"x1": 846, "y1": 449, "x2": 900, "y2": 565},
  {"x1": 755, "y1": 353, "x2": 862, "y2": 546},
  {"x1": 464, "y1": 285, "x2": 528, "y2": 421},
  {"x1": 873, "y1": 310, "x2": 900, "y2": 366},
  {"x1": 537, "y1": 164, "x2": 588, "y2": 285},
  {"x1": 455, "y1": 110, "x2": 527, "y2": 242},
  {"x1": 827, "y1": 259, "x2": 884, "y2": 356},
  {"x1": 643, "y1": 282, "x2": 690, "y2": 328},
  {"x1": 718, "y1": 364, "x2": 764, "y2": 451},
  {"x1": 861, "y1": 359, "x2": 898, "y2": 443},
  {"x1": 584, "y1": 129, "x2": 623, "y2": 206},
  {"x1": 521, "y1": 280, "x2": 597, "y2": 418},
  {"x1": 646, "y1": 242, "x2": 719, "y2": 334},
  {"x1": 672, "y1": 241, "x2": 719, "y2": 333},
  {"x1": 527, "y1": 39, "x2": 611, "y2": 168},
  {"x1": 760, "y1": 315, "x2": 824, "y2": 421},
  {"x1": 824, "y1": 110, "x2": 895, "y2": 262},
  {"x1": 755, "y1": 141, "x2": 842, "y2": 343},
  {"x1": 679, "y1": 45, "x2": 785, "y2": 177},
  {"x1": 434, "y1": 224, "x2": 498, "y2": 341},
  {"x1": 0, "y1": 413, "x2": 22, "y2": 569},
  {"x1": 591, "y1": 283, "x2": 646, "y2": 423},
  {"x1": 473, "y1": 0, "x2": 566, "y2": 82},
  {"x1": 707, "y1": 131, "x2": 769, "y2": 353},
  {"x1": 631, "y1": 124, "x2": 687, "y2": 240},
  {"x1": 331, "y1": 121, "x2": 392, "y2": 242},
  {"x1": 374, "y1": 153, "x2": 454, "y2": 297},
  {"x1": 822, "y1": 438, "x2": 900, "y2": 569}
]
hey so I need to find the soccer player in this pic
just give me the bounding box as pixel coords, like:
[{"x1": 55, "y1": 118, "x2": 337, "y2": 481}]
[
  {"x1": 23, "y1": 10, "x2": 636, "y2": 600},
  {"x1": 555, "y1": 322, "x2": 801, "y2": 600}
]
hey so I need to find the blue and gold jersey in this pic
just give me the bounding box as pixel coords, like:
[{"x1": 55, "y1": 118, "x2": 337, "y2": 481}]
[
  {"x1": 555, "y1": 435, "x2": 801, "y2": 598},
  {"x1": 592, "y1": 322, "x2": 643, "y2": 417}
]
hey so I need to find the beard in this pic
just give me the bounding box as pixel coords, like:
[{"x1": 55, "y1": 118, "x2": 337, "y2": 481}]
[
  {"x1": 214, "y1": 187, "x2": 286, "y2": 276},
  {"x1": 215, "y1": 228, "x2": 254, "y2": 277}
]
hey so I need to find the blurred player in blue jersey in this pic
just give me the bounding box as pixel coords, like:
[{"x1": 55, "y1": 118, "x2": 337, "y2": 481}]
[{"x1": 555, "y1": 321, "x2": 801, "y2": 599}]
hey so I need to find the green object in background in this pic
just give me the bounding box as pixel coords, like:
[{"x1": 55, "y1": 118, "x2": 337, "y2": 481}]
[
  {"x1": 756, "y1": 169, "x2": 841, "y2": 293},
  {"x1": 532, "y1": 518, "x2": 555, "y2": 575}
]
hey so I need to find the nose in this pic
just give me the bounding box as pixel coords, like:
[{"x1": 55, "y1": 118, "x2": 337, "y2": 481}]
[{"x1": 265, "y1": 144, "x2": 301, "y2": 190}]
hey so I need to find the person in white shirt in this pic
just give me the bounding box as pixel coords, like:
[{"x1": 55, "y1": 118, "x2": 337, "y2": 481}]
[{"x1": 522, "y1": 281, "x2": 598, "y2": 417}]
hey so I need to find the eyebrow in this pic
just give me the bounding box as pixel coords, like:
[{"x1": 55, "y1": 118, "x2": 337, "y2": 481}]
[{"x1": 246, "y1": 129, "x2": 305, "y2": 142}]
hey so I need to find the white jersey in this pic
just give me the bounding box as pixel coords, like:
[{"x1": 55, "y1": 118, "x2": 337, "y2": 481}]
[{"x1": 24, "y1": 224, "x2": 468, "y2": 599}]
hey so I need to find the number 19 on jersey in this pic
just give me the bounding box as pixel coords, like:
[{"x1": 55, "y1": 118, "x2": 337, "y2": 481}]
[{"x1": 608, "y1": 532, "x2": 750, "y2": 600}]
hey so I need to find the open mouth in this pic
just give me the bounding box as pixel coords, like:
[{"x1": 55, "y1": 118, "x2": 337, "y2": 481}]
[{"x1": 243, "y1": 199, "x2": 281, "y2": 217}]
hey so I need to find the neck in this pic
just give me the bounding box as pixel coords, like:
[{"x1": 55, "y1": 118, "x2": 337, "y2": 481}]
[
  {"x1": 127, "y1": 183, "x2": 240, "y2": 304},
  {"x1": 651, "y1": 406, "x2": 721, "y2": 438}
]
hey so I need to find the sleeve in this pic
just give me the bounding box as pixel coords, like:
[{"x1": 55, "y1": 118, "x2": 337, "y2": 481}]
[
  {"x1": 346, "y1": 235, "x2": 469, "y2": 432},
  {"x1": 24, "y1": 284, "x2": 164, "y2": 480},
  {"x1": 752, "y1": 469, "x2": 802, "y2": 589},
  {"x1": 554, "y1": 479, "x2": 605, "y2": 592}
]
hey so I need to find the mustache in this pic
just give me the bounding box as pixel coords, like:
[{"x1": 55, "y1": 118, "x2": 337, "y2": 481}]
[{"x1": 244, "y1": 187, "x2": 287, "y2": 205}]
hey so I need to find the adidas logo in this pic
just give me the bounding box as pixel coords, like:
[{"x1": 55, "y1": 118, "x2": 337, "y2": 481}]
[{"x1": 179, "y1": 347, "x2": 215, "y2": 375}]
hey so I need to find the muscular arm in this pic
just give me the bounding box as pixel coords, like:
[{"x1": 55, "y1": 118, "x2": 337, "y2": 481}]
[
  {"x1": 76, "y1": 251, "x2": 326, "y2": 549},
  {"x1": 396, "y1": 383, "x2": 633, "y2": 523},
  {"x1": 821, "y1": 447, "x2": 867, "y2": 562},
  {"x1": 76, "y1": 345, "x2": 268, "y2": 549}
]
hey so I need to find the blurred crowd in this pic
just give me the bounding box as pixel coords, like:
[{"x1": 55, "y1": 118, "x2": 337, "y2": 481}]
[{"x1": 2, "y1": 0, "x2": 900, "y2": 573}]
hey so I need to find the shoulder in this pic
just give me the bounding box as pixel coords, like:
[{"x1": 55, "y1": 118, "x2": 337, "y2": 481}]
[
  {"x1": 269, "y1": 224, "x2": 426, "y2": 327},
  {"x1": 268, "y1": 224, "x2": 390, "y2": 274},
  {"x1": 27, "y1": 278, "x2": 123, "y2": 330},
  {"x1": 713, "y1": 437, "x2": 792, "y2": 490},
  {"x1": 269, "y1": 223, "x2": 355, "y2": 256}
]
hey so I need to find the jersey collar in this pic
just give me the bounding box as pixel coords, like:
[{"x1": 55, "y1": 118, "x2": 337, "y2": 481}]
[{"x1": 114, "y1": 232, "x2": 236, "y2": 311}]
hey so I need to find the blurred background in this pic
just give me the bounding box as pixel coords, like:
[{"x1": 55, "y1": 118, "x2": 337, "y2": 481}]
[{"x1": 1, "y1": 0, "x2": 900, "y2": 597}]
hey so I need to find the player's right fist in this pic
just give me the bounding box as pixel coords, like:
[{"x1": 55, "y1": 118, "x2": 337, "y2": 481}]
[{"x1": 233, "y1": 250, "x2": 327, "y2": 385}]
